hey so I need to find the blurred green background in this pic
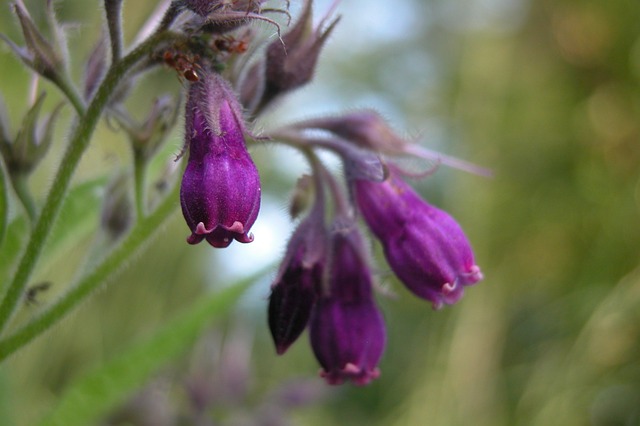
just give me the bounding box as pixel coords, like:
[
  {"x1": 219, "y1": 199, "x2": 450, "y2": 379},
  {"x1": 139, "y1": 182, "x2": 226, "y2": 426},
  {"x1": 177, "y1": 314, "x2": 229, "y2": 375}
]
[{"x1": 1, "y1": 0, "x2": 639, "y2": 424}]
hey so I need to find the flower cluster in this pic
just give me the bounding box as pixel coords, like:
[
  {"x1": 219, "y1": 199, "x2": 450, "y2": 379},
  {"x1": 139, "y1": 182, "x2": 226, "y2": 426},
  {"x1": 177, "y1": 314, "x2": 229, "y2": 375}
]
[
  {"x1": 166, "y1": 0, "x2": 485, "y2": 385},
  {"x1": 0, "y1": 0, "x2": 484, "y2": 386}
]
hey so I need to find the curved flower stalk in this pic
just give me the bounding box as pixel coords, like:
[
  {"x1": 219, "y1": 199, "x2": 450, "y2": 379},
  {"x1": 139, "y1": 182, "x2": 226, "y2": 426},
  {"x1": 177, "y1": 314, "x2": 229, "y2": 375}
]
[
  {"x1": 289, "y1": 109, "x2": 492, "y2": 176},
  {"x1": 180, "y1": 71, "x2": 261, "y2": 248}
]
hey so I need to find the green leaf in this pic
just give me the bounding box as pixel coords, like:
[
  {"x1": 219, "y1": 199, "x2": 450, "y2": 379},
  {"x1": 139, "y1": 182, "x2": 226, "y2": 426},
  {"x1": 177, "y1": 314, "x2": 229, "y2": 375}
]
[
  {"x1": 0, "y1": 368, "x2": 14, "y2": 426},
  {"x1": 38, "y1": 272, "x2": 262, "y2": 426},
  {"x1": 43, "y1": 176, "x2": 107, "y2": 260},
  {"x1": 0, "y1": 216, "x2": 28, "y2": 295},
  {"x1": 0, "y1": 177, "x2": 106, "y2": 293}
]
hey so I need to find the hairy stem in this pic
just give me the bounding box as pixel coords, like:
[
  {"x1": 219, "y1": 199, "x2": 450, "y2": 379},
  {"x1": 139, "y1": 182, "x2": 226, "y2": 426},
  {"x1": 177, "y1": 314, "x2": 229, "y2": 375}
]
[
  {"x1": 0, "y1": 31, "x2": 176, "y2": 334},
  {"x1": 52, "y1": 72, "x2": 86, "y2": 117},
  {"x1": 0, "y1": 160, "x2": 7, "y2": 247},
  {"x1": 133, "y1": 151, "x2": 147, "y2": 220},
  {"x1": 104, "y1": 0, "x2": 124, "y2": 63},
  {"x1": 0, "y1": 179, "x2": 180, "y2": 362}
]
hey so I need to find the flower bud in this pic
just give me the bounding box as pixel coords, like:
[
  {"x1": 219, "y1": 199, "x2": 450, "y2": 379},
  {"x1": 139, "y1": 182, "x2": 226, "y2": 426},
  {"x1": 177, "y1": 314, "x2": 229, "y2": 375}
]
[
  {"x1": 293, "y1": 110, "x2": 492, "y2": 176},
  {"x1": 180, "y1": 71, "x2": 261, "y2": 248},
  {"x1": 268, "y1": 209, "x2": 327, "y2": 355},
  {"x1": 309, "y1": 223, "x2": 386, "y2": 385},
  {"x1": 119, "y1": 95, "x2": 181, "y2": 162},
  {"x1": 293, "y1": 110, "x2": 408, "y2": 154},
  {"x1": 288, "y1": 174, "x2": 314, "y2": 220},
  {"x1": 0, "y1": 92, "x2": 63, "y2": 176},
  {"x1": 83, "y1": 35, "x2": 108, "y2": 101},
  {"x1": 258, "y1": 0, "x2": 340, "y2": 109},
  {"x1": 100, "y1": 171, "x2": 133, "y2": 240},
  {"x1": 239, "y1": 60, "x2": 263, "y2": 112},
  {"x1": 354, "y1": 172, "x2": 483, "y2": 309},
  {"x1": 1, "y1": 1, "x2": 65, "y2": 82}
]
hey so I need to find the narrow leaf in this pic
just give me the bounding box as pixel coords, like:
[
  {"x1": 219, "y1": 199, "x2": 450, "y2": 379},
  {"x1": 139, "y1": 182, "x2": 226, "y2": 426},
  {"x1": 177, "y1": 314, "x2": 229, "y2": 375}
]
[
  {"x1": 38, "y1": 271, "x2": 263, "y2": 426},
  {"x1": 0, "y1": 177, "x2": 106, "y2": 291}
]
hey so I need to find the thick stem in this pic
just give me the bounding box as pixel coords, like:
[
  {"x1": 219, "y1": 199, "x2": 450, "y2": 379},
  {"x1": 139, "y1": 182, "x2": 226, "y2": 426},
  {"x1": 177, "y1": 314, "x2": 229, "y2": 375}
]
[
  {"x1": 0, "y1": 31, "x2": 176, "y2": 334},
  {"x1": 268, "y1": 131, "x2": 353, "y2": 217},
  {"x1": 0, "y1": 178, "x2": 180, "y2": 362},
  {"x1": 104, "y1": 0, "x2": 124, "y2": 63}
]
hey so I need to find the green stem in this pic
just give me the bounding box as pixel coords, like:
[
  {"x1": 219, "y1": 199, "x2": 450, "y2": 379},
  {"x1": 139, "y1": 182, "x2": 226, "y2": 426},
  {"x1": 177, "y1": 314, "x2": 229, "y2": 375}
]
[
  {"x1": 53, "y1": 72, "x2": 86, "y2": 117},
  {"x1": 0, "y1": 31, "x2": 176, "y2": 335},
  {"x1": 11, "y1": 174, "x2": 37, "y2": 225},
  {"x1": 133, "y1": 151, "x2": 147, "y2": 220},
  {"x1": 0, "y1": 160, "x2": 7, "y2": 248},
  {"x1": 0, "y1": 180, "x2": 180, "y2": 362},
  {"x1": 104, "y1": 0, "x2": 124, "y2": 63}
]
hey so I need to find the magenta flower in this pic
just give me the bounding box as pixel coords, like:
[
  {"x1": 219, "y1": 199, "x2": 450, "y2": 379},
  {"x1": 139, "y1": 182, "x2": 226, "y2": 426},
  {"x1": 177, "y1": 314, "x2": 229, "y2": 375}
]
[
  {"x1": 354, "y1": 172, "x2": 483, "y2": 309},
  {"x1": 180, "y1": 72, "x2": 261, "y2": 248},
  {"x1": 309, "y1": 225, "x2": 386, "y2": 385}
]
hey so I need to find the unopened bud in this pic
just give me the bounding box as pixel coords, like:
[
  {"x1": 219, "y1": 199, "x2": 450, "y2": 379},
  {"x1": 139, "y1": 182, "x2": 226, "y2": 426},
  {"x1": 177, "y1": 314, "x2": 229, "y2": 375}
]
[
  {"x1": 294, "y1": 110, "x2": 408, "y2": 154},
  {"x1": 294, "y1": 111, "x2": 492, "y2": 176},
  {"x1": 83, "y1": 35, "x2": 108, "y2": 101},
  {"x1": 239, "y1": 60, "x2": 263, "y2": 112},
  {"x1": 0, "y1": 92, "x2": 63, "y2": 176},
  {"x1": 3, "y1": 1, "x2": 65, "y2": 81},
  {"x1": 288, "y1": 174, "x2": 314, "y2": 219},
  {"x1": 100, "y1": 172, "x2": 133, "y2": 240},
  {"x1": 116, "y1": 95, "x2": 181, "y2": 162},
  {"x1": 259, "y1": 0, "x2": 340, "y2": 109}
]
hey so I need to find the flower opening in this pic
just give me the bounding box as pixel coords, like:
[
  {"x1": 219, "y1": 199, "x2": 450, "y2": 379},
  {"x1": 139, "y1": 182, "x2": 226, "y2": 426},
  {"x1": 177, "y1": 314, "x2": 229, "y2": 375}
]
[
  {"x1": 309, "y1": 225, "x2": 386, "y2": 385},
  {"x1": 354, "y1": 172, "x2": 483, "y2": 309},
  {"x1": 180, "y1": 72, "x2": 261, "y2": 248}
]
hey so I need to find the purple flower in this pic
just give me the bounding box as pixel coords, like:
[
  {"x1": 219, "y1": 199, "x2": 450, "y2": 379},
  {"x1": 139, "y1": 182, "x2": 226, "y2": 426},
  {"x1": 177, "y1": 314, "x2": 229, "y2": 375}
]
[
  {"x1": 268, "y1": 211, "x2": 327, "y2": 355},
  {"x1": 309, "y1": 225, "x2": 386, "y2": 386},
  {"x1": 354, "y1": 172, "x2": 483, "y2": 309},
  {"x1": 180, "y1": 72, "x2": 261, "y2": 248}
]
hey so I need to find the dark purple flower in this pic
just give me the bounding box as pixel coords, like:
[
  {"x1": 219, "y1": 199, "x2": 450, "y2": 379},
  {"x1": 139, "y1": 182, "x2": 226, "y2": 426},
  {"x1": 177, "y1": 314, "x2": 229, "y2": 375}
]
[
  {"x1": 180, "y1": 72, "x2": 261, "y2": 248},
  {"x1": 354, "y1": 172, "x2": 483, "y2": 309},
  {"x1": 309, "y1": 225, "x2": 386, "y2": 385},
  {"x1": 268, "y1": 210, "x2": 327, "y2": 355}
]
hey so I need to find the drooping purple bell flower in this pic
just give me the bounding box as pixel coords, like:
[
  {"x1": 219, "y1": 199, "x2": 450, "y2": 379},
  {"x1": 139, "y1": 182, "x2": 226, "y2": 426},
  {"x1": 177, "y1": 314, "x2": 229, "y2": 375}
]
[
  {"x1": 268, "y1": 208, "x2": 327, "y2": 355},
  {"x1": 354, "y1": 172, "x2": 483, "y2": 309},
  {"x1": 309, "y1": 224, "x2": 386, "y2": 386},
  {"x1": 180, "y1": 71, "x2": 261, "y2": 248}
]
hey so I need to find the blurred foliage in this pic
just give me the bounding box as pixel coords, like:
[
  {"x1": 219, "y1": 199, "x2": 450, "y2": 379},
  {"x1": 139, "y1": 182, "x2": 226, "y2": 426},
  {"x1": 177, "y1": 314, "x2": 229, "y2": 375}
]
[{"x1": 1, "y1": 0, "x2": 639, "y2": 425}]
